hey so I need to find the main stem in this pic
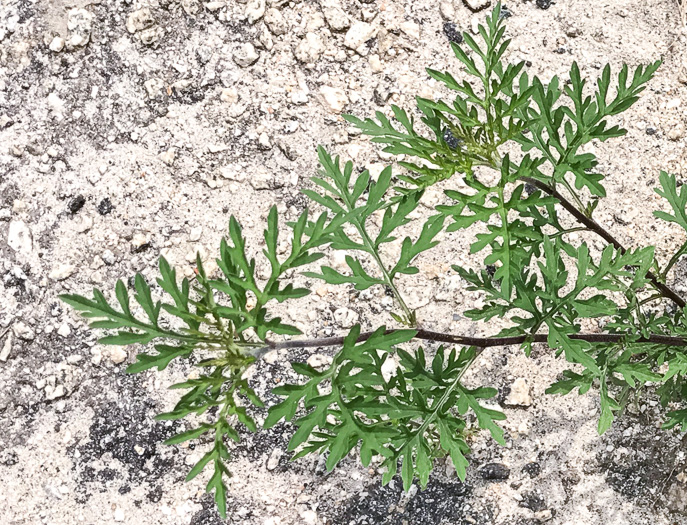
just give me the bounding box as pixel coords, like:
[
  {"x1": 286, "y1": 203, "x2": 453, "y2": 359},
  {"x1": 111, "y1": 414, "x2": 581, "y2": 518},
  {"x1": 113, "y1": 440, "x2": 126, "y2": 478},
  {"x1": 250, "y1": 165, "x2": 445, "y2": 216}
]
[{"x1": 264, "y1": 329, "x2": 687, "y2": 351}]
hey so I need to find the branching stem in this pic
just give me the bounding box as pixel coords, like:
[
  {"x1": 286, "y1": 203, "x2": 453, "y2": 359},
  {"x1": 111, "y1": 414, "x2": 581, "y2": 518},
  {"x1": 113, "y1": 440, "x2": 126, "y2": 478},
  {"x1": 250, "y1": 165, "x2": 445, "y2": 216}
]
[
  {"x1": 264, "y1": 329, "x2": 687, "y2": 352},
  {"x1": 522, "y1": 176, "x2": 687, "y2": 308}
]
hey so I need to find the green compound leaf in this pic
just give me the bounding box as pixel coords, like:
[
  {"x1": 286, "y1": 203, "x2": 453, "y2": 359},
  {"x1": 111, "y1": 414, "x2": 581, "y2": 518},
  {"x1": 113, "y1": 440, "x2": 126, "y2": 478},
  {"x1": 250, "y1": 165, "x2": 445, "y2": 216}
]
[
  {"x1": 269, "y1": 327, "x2": 504, "y2": 489},
  {"x1": 655, "y1": 171, "x2": 687, "y2": 231},
  {"x1": 306, "y1": 147, "x2": 444, "y2": 323}
]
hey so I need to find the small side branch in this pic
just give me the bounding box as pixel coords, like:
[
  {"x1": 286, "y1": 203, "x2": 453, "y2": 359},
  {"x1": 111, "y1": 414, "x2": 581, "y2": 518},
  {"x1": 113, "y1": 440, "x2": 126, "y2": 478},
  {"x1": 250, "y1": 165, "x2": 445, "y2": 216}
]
[{"x1": 522, "y1": 176, "x2": 687, "y2": 309}]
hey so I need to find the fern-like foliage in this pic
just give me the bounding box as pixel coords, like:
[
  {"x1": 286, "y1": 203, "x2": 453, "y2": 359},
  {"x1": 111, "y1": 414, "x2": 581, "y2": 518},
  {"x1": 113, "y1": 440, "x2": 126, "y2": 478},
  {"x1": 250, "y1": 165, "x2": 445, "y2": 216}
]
[
  {"x1": 265, "y1": 326, "x2": 504, "y2": 489},
  {"x1": 303, "y1": 146, "x2": 445, "y2": 325},
  {"x1": 61, "y1": 3, "x2": 687, "y2": 518},
  {"x1": 62, "y1": 207, "x2": 344, "y2": 517}
]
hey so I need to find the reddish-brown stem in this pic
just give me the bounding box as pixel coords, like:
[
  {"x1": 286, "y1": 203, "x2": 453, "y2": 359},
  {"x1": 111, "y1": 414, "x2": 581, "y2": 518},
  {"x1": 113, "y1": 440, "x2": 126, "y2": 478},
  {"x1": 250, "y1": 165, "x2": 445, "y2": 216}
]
[
  {"x1": 521, "y1": 176, "x2": 686, "y2": 309},
  {"x1": 264, "y1": 329, "x2": 687, "y2": 351}
]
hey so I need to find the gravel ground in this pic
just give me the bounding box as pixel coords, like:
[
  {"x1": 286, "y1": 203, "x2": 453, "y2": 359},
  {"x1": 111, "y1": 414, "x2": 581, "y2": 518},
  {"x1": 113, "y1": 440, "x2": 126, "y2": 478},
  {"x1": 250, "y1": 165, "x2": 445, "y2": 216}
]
[{"x1": 3, "y1": 0, "x2": 687, "y2": 523}]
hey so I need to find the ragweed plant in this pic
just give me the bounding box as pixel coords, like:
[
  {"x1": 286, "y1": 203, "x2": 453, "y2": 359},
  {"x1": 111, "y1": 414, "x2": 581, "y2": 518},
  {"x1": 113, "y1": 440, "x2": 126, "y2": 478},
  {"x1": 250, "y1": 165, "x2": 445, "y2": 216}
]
[{"x1": 62, "y1": 4, "x2": 687, "y2": 516}]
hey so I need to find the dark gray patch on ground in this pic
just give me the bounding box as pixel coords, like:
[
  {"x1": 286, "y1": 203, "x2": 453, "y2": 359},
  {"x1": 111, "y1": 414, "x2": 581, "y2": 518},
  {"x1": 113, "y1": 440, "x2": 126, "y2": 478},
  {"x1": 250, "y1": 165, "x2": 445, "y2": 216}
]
[
  {"x1": 70, "y1": 372, "x2": 181, "y2": 500},
  {"x1": 597, "y1": 412, "x2": 685, "y2": 505},
  {"x1": 321, "y1": 477, "x2": 475, "y2": 525}
]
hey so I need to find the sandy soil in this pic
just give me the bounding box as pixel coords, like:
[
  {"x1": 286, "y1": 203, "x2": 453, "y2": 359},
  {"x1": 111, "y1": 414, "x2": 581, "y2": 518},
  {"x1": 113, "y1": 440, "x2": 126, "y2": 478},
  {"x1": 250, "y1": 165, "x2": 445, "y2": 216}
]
[{"x1": 2, "y1": 0, "x2": 687, "y2": 523}]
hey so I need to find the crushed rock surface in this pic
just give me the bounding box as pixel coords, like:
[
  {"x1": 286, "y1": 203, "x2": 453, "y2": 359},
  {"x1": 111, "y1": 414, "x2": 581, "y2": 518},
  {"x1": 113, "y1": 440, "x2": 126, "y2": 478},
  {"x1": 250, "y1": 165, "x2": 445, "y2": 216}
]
[{"x1": 2, "y1": 0, "x2": 687, "y2": 523}]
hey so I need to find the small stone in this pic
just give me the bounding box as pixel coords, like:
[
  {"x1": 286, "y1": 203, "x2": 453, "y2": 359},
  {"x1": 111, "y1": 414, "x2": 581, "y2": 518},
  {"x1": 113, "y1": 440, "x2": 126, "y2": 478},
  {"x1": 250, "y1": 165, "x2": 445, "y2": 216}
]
[
  {"x1": 160, "y1": 148, "x2": 176, "y2": 166},
  {"x1": 256, "y1": 26, "x2": 273, "y2": 52},
  {"x1": 233, "y1": 43, "x2": 260, "y2": 67},
  {"x1": 97, "y1": 198, "x2": 114, "y2": 215},
  {"x1": 220, "y1": 88, "x2": 239, "y2": 104},
  {"x1": 563, "y1": 22, "x2": 581, "y2": 38},
  {"x1": 67, "y1": 8, "x2": 94, "y2": 48},
  {"x1": 48, "y1": 93, "x2": 65, "y2": 115},
  {"x1": 49, "y1": 36, "x2": 65, "y2": 52},
  {"x1": 464, "y1": 0, "x2": 490, "y2": 11},
  {"x1": 250, "y1": 169, "x2": 274, "y2": 190},
  {"x1": 307, "y1": 354, "x2": 333, "y2": 368},
  {"x1": 245, "y1": 0, "x2": 266, "y2": 23},
  {"x1": 266, "y1": 448, "x2": 283, "y2": 470},
  {"x1": 368, "y1": 54, "x2": 383, "y2": 72},
  {"x1": 294, "y1": 32, "x2": 324, "y2": 63},
  {"x1": 0, "y1": 332, "x2": 13, "y2": 362},
  {"x1": 91, "y1": 347, "x2": 103, "y2": 366},
  {"x1": 46, "y1": 384, "x2": 66, "y2": 401},
  {"x1": 264, "y1": 8, "x2": 287, "y2": 35},
  {"x1": 299, "y1": 510, "x2": 318, "y2": 525},
  {"x1": 519, "y1": 491, "x2": 546, "y2": 512},
  {"x1": 344, "y1": 22, "x2": 377, "y2": 52},
  {"x1": 0, "y1": 115, "x2": 13, "y2": 129},
  {"x1": 176, "y1": 0, "x2": 197, "y2": 14},
  {"x1": 144, "y1": 78, "x2": 165, "y2": 98},
  {"x1": 440, "y1": 0, "x2": 456, "y2": 20},
  {"x1": 505, "y1": 378, "x2": 532, "y2": 407},
  {"x1": 679, "y1": 66, "x2": 687, "y2": 85},
  {"x1": 196, "y1": 45, "x2": 212, "y2": 64},
  {"x1": 113, "y1": 507, "x2": 125, "y2": 522},
  {"x1": 190, "y1": 227, "x2": 202, "y2": 241},
  {"x1": 131, "y1": 233, "x2": 150, "y2": 251},
  {"x1": 443, "y1": 22, "x2": 463, "y2": 43},
  {"x1": 258, "y1": 132, "x2": 272, "y2": 150},
  {"x1": 361, "y1": 8, "x2": 377, "y2": 22},
  {"x1": 668, "y1": 125, "x2": 684, "y2": 141},
  {"x1": 275, "y1": 138, "x2": 299, "y2": 160},
  {"x1": 322, "y1": 0, "x2": 350, "y2": 31},
  {"x1": 227, "y1": 103, "x2": 247, "y2": 119},
  {"x1": 219, "y1": 166, "x2": 245, "y2": 182},
  {"x1": 331, "y1": 250, "x2": 347, "y2": 271},
  {"x1": 67, "y1": 33, "x2": 88, "y2": 48},
  {"x1": 523, "y1": 462, "x2": 541, "y2": 478},
  {"x1": 49, "y1": 264, "x2": 76, "y2": 281},
  {"x1": 13, "y1": 200, "x2": 27, "y2": 213},
  {"x1": 333, "y1": 307, "x2": 358, "y2": 328},
  {"x1": 57, "y1": 323, "x2": 72, "y2": 338},
  {"x1": 319, "y1": 85, "x2": 348, "y2": 113},
  {"x1": 69, "y1": 195, "x2": 86, "y2": 213},
  {"x1": 480, "y1": 463, "x2": 510, "y2": 481},
  {"x1": 139, "y1": 26, "x2": 163, "y2": 46},
  {"x1": 101, "y1": 249, "x2": 116, "y2": 266},
  {"x1": 289, "y1": 89, "x2": 308, "y2": 105},
  {"x1": 373, "y1": 81, "x2": 394, "y2": 105},
  {"x1": 127, "y1": 8, "x2": 155, "y2": 33},
  {"x1": 400, "y1": 21, "x2": 420, "y2": 40},
  {"x1": 109, "y1": 346, "x2": 128, "y2": 364},
  {"x1": 7, "y1": 220, "x2": 33, "y2": 255},
  {"x1": 263, "y1": 350, "x2": 279, "y2": 364},
  {"x1": 536, "y1": 0, "x2": 552, "y2": 9},
  {"x1": 534, "y1": 510, "x2": 553, "y2": 522}
]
